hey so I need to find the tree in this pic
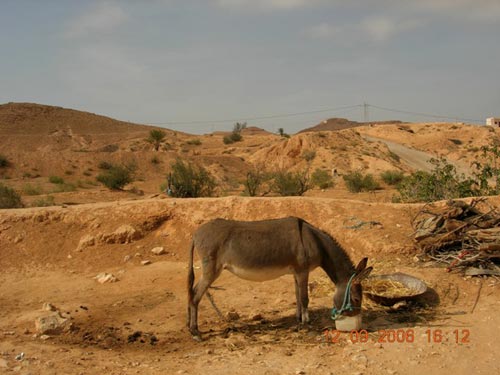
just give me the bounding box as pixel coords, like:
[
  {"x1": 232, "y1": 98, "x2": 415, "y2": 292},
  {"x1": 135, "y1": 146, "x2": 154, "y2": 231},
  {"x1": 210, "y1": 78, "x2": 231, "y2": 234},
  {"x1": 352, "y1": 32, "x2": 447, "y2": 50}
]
[
  {"x1": 223, "y1": 122, "x2": 246, "y2": 144},
  {"x1": 271, "y1": 170, "x2": 310, "y2": 196},
  {"x1": 277, "y1": 128, "x2": 290, "y2": 138},
  {"x1": 147, "y1": 129, "x2": 166, "y2": 151}
]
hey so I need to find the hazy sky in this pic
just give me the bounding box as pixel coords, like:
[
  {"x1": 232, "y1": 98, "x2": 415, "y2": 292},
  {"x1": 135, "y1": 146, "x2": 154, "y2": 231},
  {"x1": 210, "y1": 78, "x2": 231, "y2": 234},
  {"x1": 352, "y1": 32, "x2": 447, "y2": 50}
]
[{"x1": 1, "y1": 0, "x2": 499, "y2": 134}]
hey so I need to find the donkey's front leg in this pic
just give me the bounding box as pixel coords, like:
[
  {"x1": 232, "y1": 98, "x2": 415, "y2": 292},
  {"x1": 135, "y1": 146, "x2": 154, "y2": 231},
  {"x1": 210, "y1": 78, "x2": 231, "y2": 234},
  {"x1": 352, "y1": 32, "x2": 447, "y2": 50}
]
[{"x1": 295, "y1": 272, "x2": 310, "y2": 324}]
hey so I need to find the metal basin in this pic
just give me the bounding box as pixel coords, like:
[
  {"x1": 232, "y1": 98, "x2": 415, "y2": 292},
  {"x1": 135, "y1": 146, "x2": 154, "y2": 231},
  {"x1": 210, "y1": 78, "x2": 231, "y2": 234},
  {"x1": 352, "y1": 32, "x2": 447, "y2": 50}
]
[{"x1": 363, "y1": 272, "x2": 428, "y2": 306}]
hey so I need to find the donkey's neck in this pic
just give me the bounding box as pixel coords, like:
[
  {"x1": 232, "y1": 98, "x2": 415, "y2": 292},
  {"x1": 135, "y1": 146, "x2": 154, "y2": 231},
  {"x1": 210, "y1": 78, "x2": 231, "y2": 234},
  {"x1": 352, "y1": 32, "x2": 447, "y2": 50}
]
[{"x1": 320, "y1": 235, "x2": 355, "y2": 285}]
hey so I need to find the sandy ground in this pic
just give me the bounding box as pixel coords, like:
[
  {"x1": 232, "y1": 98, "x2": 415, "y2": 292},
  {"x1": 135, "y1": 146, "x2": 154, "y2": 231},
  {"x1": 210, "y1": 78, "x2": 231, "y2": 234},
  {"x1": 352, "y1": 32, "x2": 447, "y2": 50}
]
[{"x1": 1, "y1": 196, "x2": 499, "y2": 375}]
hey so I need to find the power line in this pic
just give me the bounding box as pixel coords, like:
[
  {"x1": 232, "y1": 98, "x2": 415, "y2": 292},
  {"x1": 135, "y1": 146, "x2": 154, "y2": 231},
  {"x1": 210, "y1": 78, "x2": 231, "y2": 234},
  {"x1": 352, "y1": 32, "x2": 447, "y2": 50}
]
[
  {"x1": 147, "y1": 104, "x2": 362, "y2": 126},
  {"x1": 368, "y1": 104, "x2": 483, "y2": 124}
]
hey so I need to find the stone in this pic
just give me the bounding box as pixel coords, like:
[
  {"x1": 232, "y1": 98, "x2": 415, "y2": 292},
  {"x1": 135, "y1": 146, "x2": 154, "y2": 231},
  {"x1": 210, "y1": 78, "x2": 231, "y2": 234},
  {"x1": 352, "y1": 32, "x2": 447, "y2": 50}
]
[
  {"x1": 151, "y1": 247, "x2": 166, "y2": 255},
  {"x1": 141, "y1": 260, "x2": 152, "y2": 266},
  {"x1": 35, "y1": 313, "x2": 69, "y2": 335},
  {"x1": 95, "y1": 273, "x2": 118, "y2": 284},
  {"x1": 101, "y1": 225, "x2": 142, "y2": 244},
  {"x1": 42, "y1": 302, "x2": 57, "y2": 312},
  {"x1": 76, "y1": 235, "x2": 95, "y2": 251}
]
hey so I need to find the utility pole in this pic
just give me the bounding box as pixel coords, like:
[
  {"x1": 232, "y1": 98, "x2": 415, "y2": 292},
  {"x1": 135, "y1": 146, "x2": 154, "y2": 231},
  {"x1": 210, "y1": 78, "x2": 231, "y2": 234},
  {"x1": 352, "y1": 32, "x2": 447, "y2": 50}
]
[{"x1": 363, "y1": 102, "x2": 369, "y2": 123}]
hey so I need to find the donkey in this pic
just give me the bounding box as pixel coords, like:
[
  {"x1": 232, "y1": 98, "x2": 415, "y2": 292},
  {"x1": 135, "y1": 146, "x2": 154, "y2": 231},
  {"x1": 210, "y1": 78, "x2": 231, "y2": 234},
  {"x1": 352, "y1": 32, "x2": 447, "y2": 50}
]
[{"x1": 187, "y1": 217, "x2": 372, "y2": 340}]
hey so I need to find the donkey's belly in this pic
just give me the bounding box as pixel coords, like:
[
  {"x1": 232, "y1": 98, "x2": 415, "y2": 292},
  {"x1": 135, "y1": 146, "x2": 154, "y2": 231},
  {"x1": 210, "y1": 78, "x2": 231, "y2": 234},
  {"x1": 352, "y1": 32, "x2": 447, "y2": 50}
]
[{"x1": 224, "y1": 264, "x2": 293, "y2": 282}]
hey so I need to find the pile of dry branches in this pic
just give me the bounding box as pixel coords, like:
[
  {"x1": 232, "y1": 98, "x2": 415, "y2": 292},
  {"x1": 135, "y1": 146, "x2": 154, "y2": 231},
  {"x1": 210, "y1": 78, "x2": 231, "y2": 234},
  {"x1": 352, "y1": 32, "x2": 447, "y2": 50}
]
[{"x1": 412, "y1": 198, "x2": 500, "y2": 275}]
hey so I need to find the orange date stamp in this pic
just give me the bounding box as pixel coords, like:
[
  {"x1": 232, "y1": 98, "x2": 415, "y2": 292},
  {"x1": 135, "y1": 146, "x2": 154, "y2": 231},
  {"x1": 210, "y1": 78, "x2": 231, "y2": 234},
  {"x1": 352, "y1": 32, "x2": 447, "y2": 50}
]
[{"x1": 323, "y1": 328, "x2": 470, "y2": 344}]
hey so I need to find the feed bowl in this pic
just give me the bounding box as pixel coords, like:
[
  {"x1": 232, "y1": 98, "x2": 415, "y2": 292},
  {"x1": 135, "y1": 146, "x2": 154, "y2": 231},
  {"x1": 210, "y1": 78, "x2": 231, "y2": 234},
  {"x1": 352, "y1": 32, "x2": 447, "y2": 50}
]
[
  {"x1": 362, "y1": 272, "x2": 427, "y2": 306},
  {"x1": 335, "y1": 314, "x2": 362, "y2": 332}
]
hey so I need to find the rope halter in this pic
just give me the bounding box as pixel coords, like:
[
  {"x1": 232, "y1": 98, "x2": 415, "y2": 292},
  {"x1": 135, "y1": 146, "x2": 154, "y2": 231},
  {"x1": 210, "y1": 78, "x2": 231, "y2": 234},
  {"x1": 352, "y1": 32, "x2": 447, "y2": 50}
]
[{"x1": 331, "y1": 273, "x2": 359, "y2": 320}]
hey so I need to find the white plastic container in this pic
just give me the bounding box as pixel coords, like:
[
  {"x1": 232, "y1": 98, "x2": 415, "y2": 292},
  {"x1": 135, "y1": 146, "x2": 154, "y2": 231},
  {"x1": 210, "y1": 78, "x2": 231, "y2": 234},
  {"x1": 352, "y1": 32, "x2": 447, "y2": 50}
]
[{"x1": 334, "y1": 315, "x2": 362, "y2": 331}]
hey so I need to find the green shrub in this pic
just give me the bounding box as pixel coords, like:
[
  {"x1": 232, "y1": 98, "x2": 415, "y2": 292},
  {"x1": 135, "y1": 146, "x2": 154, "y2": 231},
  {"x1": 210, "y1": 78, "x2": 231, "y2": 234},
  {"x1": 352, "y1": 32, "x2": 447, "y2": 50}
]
[
  {"x1": 96, "y1": 164, "x2": 136, "y2": 190},
  {"x1": 380, "y1": 170, "x2": 404, "y2": 186},
  {"x1": 49, "y1": 176, "x2": 64, "y2": 184},
  {"x1": 311, "y1": 168, "x2": 333, "y2": 189},
  {"x1": 396, "y1": 157, "x2": 475, "y2": 202},
  {"x1": 0, "y1": 183, "x2": 23, "y2": 208},
  {"x1": 271, "y1": 170, "x2": 309, "y2": 196},
  {"x1": 343, "y1": 172, "x2": 380, "y2": 193},
  {"x1": 167, "y1": 159, "x2": 216, "y2": 198},
  {"x1": 223, "y1": 136, "x2": 235, "y2": 145}
]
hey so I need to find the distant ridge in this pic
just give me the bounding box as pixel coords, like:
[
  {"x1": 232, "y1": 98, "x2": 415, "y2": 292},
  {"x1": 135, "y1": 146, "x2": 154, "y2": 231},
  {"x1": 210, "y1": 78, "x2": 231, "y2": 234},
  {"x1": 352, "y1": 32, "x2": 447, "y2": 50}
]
[{"x1": 299, "y1": 117, "x2": 403, "y2": 133}]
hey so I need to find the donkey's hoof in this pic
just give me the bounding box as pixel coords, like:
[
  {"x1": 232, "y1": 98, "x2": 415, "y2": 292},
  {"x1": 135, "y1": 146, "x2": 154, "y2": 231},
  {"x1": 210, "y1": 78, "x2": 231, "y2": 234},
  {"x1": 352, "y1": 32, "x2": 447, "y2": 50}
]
[{"x1": 191, "y1": 334, "x2": 203, "y2": 342}]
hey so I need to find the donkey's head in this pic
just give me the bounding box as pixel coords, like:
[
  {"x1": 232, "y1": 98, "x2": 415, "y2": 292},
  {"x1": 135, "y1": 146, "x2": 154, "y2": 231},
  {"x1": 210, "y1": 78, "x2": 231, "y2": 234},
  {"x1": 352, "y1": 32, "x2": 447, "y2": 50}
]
[{"x1": 332, "y1": 257, "x2": 372, "y2": 319}]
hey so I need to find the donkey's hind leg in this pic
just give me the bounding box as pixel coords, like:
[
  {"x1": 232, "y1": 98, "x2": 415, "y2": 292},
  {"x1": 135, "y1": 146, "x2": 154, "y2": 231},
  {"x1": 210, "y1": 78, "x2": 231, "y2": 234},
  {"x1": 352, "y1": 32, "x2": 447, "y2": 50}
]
[
  {"x1": 295, "y1": 272, "x2": 310, "y2": 324},
  {"x1": 188, "y1": 265, "x2": 222, "y2": 340}
]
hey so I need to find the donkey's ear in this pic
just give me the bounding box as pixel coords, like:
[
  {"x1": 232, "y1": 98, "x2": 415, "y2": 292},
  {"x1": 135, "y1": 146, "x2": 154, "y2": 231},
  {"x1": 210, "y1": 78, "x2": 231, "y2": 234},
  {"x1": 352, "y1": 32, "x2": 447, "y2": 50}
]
[
  {"x1": 355, "y1": 257, "x2": 368, "y2": 273},
  {"x1": 353, "y1": 266, "x2": 373, "y2": 284}
]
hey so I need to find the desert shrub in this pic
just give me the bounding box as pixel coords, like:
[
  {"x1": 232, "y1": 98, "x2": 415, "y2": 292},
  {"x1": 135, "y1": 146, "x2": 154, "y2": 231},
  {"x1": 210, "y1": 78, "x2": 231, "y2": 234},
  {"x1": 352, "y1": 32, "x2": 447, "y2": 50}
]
[
  {"x1": 223, "y1": 122, "x2": 246, "y2": 144},
  {"x1": 147, "y1": 129, "x2": 167, "y2": 151},
  {"x1": 31, "y1": 195, "x2": 55, "y2": 207},
  {"x1": 96, "y1": 164, "x2": 136, "y2": 190},
  {"x1": 0, "y1": 184, "x2": 23, "y2": 208},
  {"x1": 49, "y1": 176, "x2": 64, "y2": 184},
  {"x1": 311, "y1": 168, "x2": 333, "y2": 189},
  {"x1": 22, "y1": 183, "x2": 43, "y2": 195},
  {"x1": 151, "y1": 156, "x2": 160, "y2": 165},
  {"x1": 271, "y1": 170, "x2": 309, "y2": 196},
  {"x1": 243, "y1": 170, "x2": 266, "y2": 196},
  {"x1": 380, "y1": 170, "x2": 404, "y2": 186},
  {"x1": 388, "y1": 151, "x2": 400, "y2": 162},
  {"x1": 397, "y1": 157, "x2": 475, "y2": 202},
  {"x1": 186, "y1": 139, "x2": 202, "y2": 146},
  {"x1": 449, "y1": 139, "x2": 463, "y2": 145},
  {"x1": 343, "y1": 172, "x2": 380, "y2": 193},
  {"x1": 0, "y1": 155, "x2": 9, "y2": 168},
  {"x1": 302, "y1": 150, "x2": 316, "y2": 162},
  {"x1": 64, "y1": 170, "x2": 74, "y2": 175},
  {"x1": 168, "y1": 159, "x2": 217, "y2": 198}
]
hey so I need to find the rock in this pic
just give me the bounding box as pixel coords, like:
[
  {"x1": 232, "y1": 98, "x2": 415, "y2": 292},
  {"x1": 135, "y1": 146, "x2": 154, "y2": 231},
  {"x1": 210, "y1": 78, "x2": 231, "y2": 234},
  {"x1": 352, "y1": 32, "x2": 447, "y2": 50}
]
[
  {"x1": 141, "y1": 260, "x2": 152, "y2": 266},
  {"x1": 226, "y1": 311, "x2": 240, "y2": 321},
  {"x1": 76, "y1": 234, "x2": 95, "y2": 251},
  {"x1": 101, "y1": 225, "x2": 142, "y2": 244},
  {"x1": 15, "y1": 353, "x2": 24, "y2": 361},
  {"x1": 35, "y1": 313, "x2": 69, "y2": 335},
  {"x1": 42, "y1": 302, "x2": 58, "y2": 312},
  {"x1": 151, "y1": 247, "x2": 166, "y2": 255},
  {"x1": 123, "y1": 255, "x2": 131, "y2": 262},
  {"x1": 95, "y1": 273, "x2": 118, "y2": 283}
]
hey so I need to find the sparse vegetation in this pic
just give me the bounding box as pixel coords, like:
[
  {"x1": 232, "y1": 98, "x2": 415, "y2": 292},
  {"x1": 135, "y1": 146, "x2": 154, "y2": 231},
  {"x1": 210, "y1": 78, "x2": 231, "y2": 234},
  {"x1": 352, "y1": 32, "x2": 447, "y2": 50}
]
[
  {"x1": 302, "y1": 150, "x2": 316, "y2": 162},
  {"x1": 0, "y1": 183, "x2": 23, "y2": 208},
  {"x1": 343, "y1": 171, "x2": 380, "y2": 193},
  {"x1": 397, "y1": 157, "x2": 474, "y2": 202},
  {"x1": 243, "y1": 169, "x2": 266, "y2": 196},
  {"x1": 311, "y1": 168, "x2": 334, "y2": 189},
  {"x1": 22, "y1": 183, "x2": 43, "y2": 196},
  {"x1": 278, "y1": 128, "x2": 290, "y2": 138},
  {"x1": 151, "y1": 156, "x2": 161, "y2": 165},
  {"x1": 380, "y1": 170, "x2": 404, "y2": 186},
  {"x1": 96, "y1": 163, "x2": 136, "y2": 190},
  {"x1": 271, "y1": 170, "x2": 310, "y2": 196},
  {"x1": 167, "y1": 159, "x2": 217, "y2": 198},
  {"x1": 100, "y1": 144, "x2": 119, "y2": 153},
  {"x1": 49, "y1": 176, "x2": 64, "y2": 184},
  {"x1": 31, "y1": 195, "x2": 55, "y2": 207},
  {"x1": 147, "y1": 129, "x2": 167, "y2": 151},
  {"x1": 223, "y1": 122, "x2": 246, "y2": 144},
  {"x1": 186, "y1": 139, "x2": 202, "y2": 146},
  {"x1": 98, "y1": 161, "x2": 113, "y2": 170},
  {"x1": 51, "y1": 182, "x2": 76, "y2": 193},
  {"x1": 388, "y1": 151, "x2": 400, "y2": 162}
]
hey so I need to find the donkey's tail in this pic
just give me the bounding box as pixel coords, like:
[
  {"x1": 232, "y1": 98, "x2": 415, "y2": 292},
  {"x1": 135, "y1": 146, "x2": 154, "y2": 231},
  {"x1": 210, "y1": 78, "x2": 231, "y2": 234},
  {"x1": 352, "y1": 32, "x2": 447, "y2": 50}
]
[{"x1": 187, "y1": 240, "x2": 195, "y2": 303}]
